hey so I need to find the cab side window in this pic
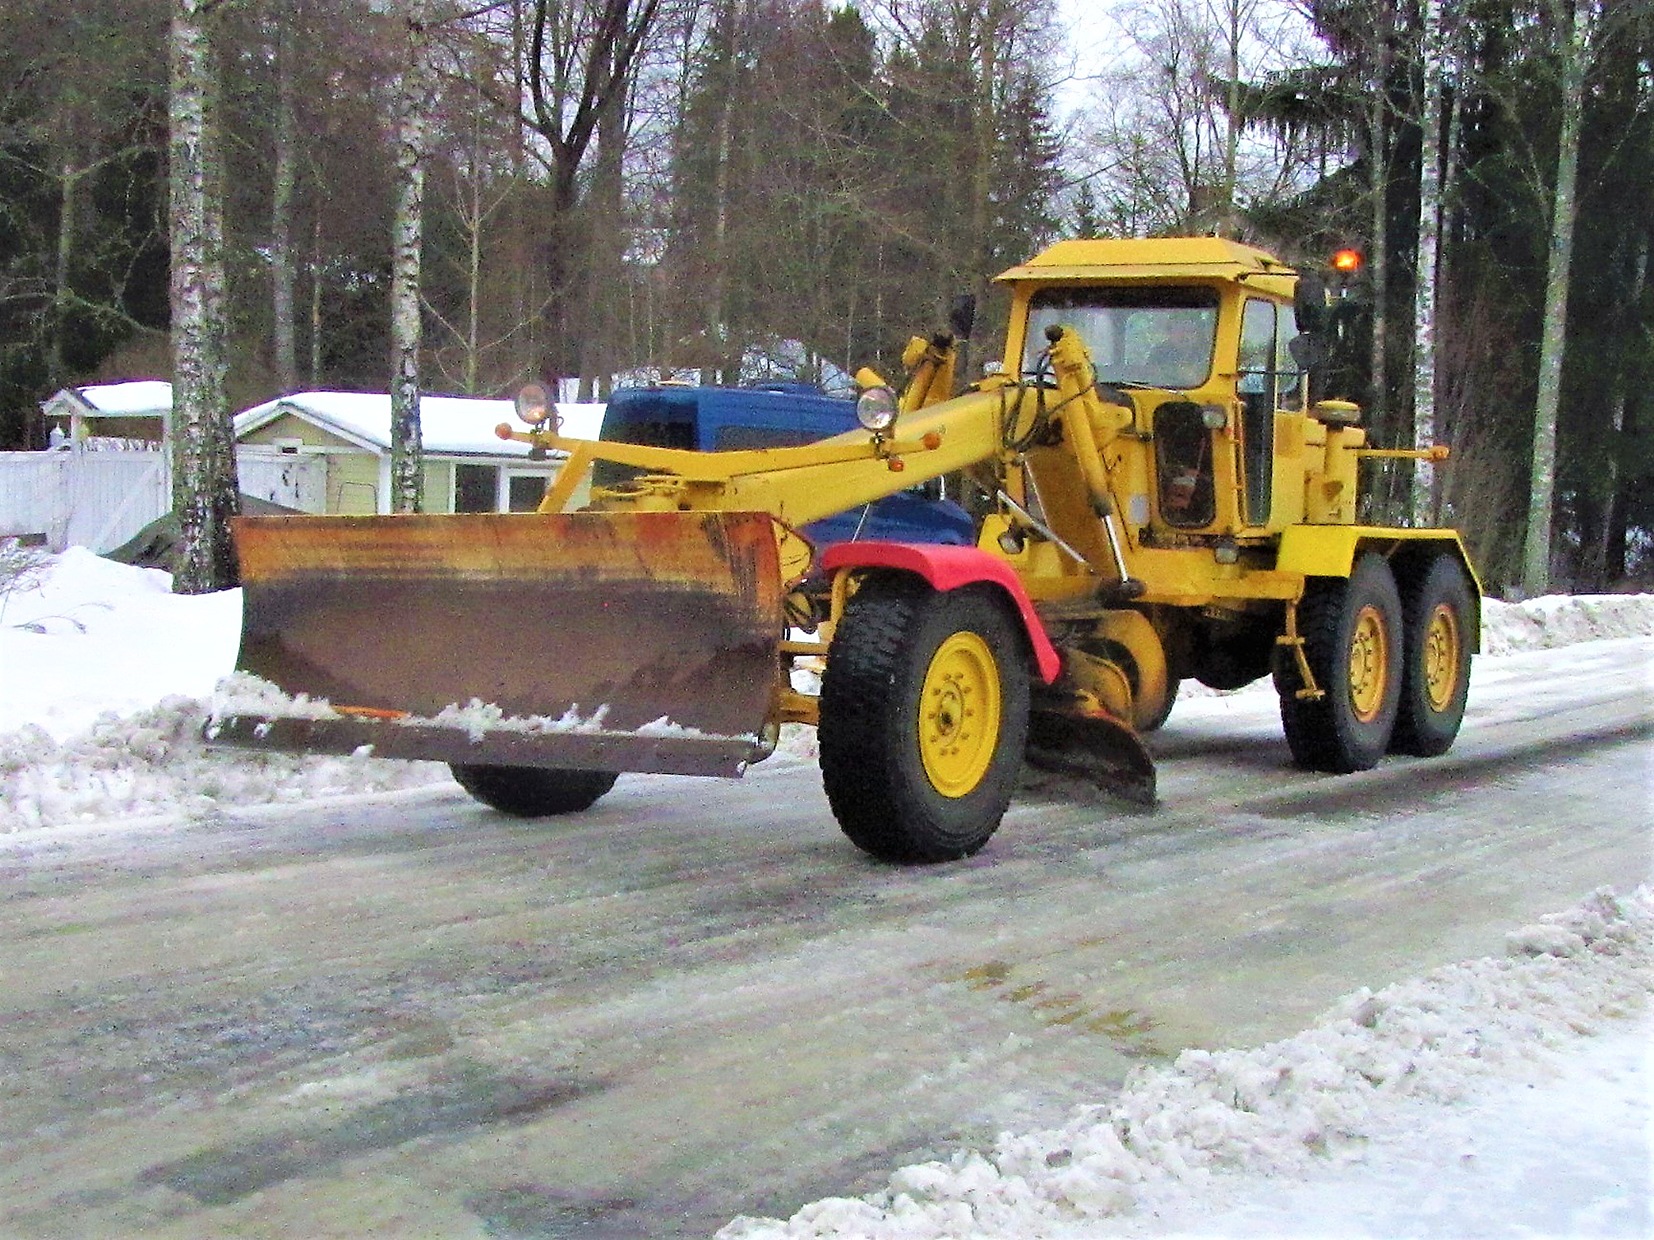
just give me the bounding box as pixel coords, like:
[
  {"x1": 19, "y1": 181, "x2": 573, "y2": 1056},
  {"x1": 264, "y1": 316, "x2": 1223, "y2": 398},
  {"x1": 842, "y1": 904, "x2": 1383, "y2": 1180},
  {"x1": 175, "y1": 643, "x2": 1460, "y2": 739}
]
[{"x1": 1238, "y1": 299, "x2": 1280, "y2": 526}]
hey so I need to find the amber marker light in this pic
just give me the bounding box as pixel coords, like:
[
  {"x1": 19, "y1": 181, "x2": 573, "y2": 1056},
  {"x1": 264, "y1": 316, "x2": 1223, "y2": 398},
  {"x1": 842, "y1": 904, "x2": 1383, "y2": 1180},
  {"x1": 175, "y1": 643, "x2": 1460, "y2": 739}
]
[
  {"x1": 495, "y1": 422, "x2": 515, "y2": 440},
  {"x1": 1331, "y1": 248, "x2": 1363, "y2": 274}
]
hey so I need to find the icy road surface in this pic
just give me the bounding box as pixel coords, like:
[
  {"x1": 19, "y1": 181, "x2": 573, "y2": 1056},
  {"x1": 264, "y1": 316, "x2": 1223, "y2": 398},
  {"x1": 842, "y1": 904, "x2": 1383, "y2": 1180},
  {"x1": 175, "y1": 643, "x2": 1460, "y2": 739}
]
[{"x1": 0, "y1": 638, "x2": 1649, "y2": 1239}]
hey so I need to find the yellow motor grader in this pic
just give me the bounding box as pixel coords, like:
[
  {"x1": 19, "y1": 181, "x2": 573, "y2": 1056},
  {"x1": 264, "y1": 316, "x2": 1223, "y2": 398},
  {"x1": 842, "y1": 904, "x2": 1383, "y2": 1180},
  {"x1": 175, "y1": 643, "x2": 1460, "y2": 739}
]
[{"x1": 213, "y1": 237, "x2": 1479, "y2": 863}]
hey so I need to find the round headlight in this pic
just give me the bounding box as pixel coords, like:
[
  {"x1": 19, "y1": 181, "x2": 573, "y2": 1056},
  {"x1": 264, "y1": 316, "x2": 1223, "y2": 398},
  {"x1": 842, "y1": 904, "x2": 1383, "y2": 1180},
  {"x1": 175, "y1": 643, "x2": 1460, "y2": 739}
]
[
  {"x1": 856, "y1": 385, "x2": 898, "y2": 433},
  {"x1": 514, "y1": 382, "x2": 552, "y2": 426}
]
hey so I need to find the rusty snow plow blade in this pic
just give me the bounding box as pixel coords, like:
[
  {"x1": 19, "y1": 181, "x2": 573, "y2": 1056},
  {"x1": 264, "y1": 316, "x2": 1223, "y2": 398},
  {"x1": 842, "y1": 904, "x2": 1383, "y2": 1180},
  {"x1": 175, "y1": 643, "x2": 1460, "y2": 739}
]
[
  {"x1": 209, "y1": 511, "x2": 785, "y2": 777},
  {"x1": 1024, "y1": 708, "x2": 1158, "y2": 807}
]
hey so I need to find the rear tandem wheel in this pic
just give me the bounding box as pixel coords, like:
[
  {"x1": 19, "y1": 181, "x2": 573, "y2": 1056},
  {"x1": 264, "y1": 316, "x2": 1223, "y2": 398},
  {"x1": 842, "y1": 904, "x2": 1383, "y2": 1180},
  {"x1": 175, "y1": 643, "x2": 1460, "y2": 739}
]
[
  {"x1": 1389, "y1": 555, "x2": 1475, "y2": 756},
  {"x1": 819, "y1": 577, "x2": 1031, "y2": 863}
]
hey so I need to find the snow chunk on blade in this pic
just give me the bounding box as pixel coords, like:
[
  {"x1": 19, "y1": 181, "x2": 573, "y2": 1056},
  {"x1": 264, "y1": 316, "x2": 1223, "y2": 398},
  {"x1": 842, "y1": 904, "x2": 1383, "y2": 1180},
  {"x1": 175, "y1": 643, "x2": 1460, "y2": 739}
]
[{"x1": 207, "y1": 675, "x2": 766, "y2": 777}]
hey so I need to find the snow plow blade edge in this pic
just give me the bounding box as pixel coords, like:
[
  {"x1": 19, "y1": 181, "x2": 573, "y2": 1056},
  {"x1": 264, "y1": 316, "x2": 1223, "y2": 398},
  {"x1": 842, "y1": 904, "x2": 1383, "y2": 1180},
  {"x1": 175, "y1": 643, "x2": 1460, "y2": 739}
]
[{"x1": 1024, "y1": 709, "x2": 1158, "y2": 807}]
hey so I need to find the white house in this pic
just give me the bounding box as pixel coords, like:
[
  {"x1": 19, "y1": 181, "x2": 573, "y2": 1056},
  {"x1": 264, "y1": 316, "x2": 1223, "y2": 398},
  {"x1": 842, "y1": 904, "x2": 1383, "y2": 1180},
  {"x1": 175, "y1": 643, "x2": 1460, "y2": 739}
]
[{"x1": 233, "y1": 391, "x2": 607, "y2": 515}]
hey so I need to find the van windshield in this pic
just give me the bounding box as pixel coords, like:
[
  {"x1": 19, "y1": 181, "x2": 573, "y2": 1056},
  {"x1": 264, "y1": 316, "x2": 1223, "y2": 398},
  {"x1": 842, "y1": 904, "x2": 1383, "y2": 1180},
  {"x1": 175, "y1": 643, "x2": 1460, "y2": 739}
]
[
  {"x1": 591, "y1": 404, "x2": 694, "y2": 487},
  {"x1": 1023, "y1": 286, "x2": 1219, "y2": 390}
]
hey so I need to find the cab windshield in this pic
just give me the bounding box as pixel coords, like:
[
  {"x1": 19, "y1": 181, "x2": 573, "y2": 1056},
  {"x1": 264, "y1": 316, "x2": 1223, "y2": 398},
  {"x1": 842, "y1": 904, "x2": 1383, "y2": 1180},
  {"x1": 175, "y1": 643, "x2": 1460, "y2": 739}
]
[{"x1": 1022, "y1": 286, "x2": 1220, "y2": 390}]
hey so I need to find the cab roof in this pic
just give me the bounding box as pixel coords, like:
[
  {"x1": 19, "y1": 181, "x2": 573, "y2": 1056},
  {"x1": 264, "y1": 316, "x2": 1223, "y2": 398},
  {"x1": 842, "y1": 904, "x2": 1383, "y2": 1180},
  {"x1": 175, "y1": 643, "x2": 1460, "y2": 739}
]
[{"x1": 997, "y1": 237, "x2": 1298, "y2": 291}]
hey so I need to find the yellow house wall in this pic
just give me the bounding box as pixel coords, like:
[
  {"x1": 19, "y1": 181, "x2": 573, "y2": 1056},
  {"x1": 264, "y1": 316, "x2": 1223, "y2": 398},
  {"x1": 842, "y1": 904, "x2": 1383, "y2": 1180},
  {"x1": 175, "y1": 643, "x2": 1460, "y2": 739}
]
[
  {"x1": 329, "y1": 454, "x2": 382, "y2": 514},
  {"x1": 425, "y1": 461, "x2": 453, "y2": 512},
  {"x1": 239, "y1": 414, "x2": 358, "y2": 449}
]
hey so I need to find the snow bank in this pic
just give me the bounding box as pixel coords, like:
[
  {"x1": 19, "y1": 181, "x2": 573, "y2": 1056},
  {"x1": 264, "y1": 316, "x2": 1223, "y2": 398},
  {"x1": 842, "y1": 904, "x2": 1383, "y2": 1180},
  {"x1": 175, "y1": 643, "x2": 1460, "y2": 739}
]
[
  {"x1": 1481, "y1": 593, "x2": 1654, "y2": 655},
  {"x1": 0, "y1": 546, "x2": 239, "y2": 739},
  {"x1": 0, "y1": 695, "x2": 445, "y2": 834},
  {"x1": 718, "y1": 887, "x2": 1652, "y2": 1240},
  {"x1": 0, "y1": 549, "x2": 449, "y2": 833}
]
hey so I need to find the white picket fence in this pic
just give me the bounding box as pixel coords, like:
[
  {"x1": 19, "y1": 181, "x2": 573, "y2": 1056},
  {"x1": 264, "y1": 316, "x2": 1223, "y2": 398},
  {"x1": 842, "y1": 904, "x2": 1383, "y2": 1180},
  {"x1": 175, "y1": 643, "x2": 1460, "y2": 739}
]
[{"x1": 0, "y1": 447, "x2": 325, "y2": 554}]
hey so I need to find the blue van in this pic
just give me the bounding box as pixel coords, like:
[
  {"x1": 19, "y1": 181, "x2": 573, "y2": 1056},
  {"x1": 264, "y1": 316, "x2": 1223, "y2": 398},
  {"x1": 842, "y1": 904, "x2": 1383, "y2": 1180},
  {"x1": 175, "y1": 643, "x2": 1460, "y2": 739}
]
[{"x1": 596, "y1": 384, "x2": 976, "y2": 551}]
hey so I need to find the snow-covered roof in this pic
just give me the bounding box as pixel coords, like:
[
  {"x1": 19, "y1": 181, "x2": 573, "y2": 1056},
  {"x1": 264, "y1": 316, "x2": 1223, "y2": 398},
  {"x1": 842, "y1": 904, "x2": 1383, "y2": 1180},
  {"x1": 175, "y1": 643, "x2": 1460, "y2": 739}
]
[
  {"x1": 43, "y1": 381, "x2": 173, "y2": 417},
  {"x1": 234, "y1": 391, "x2": 607, "y2": 457}
]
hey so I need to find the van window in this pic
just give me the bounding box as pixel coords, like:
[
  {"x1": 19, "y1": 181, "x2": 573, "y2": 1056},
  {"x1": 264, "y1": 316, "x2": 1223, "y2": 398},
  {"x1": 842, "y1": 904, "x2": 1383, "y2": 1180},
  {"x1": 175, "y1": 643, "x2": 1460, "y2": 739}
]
[
  {"x1": 592, "y1": 413, "x2": 695, "y2": 487},
  {"x1": 714, "y1": 425, "x2": 814, "y2": 450}
]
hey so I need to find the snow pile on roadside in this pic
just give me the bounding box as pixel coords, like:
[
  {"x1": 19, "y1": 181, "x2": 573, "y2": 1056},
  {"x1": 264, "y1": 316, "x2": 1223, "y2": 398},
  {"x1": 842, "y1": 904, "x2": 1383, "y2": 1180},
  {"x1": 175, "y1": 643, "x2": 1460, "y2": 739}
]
[
  {"x1": 0, "y1": 546, "x2": 241, "y2": 740},
  {"x1": 0, "y1": 550, "x2": 449, "y2": 834},
  {"x1": 718, "y1": 886, "x2": 1652, "y2": 1240},
  {"x1": 1480, "y1": 592, "x2": 1654, "y2": 655},
  {"x1": 0, "y1": 694, "x2": 445, "y2": 834}
]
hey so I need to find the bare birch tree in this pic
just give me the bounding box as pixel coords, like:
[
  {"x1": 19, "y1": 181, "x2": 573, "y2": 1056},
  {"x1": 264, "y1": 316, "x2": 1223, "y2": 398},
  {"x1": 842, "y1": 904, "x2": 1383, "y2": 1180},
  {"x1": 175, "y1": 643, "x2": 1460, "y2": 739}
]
[
  {"x1": 1522, "y1": 0, "x2": 1592, "y2": 594},
  {"x1": 270, "y1": 7, "x2": 300, "y2": 394},
  {"x1": 1409, "y1": 0, "x2": 1447, "y2": 524},
  {"x1": 390, "y1": 5, "x2": 432, "y2": 514},
  {"x1": 169, "y1": 0, "x2": 239, "y2": 593}
]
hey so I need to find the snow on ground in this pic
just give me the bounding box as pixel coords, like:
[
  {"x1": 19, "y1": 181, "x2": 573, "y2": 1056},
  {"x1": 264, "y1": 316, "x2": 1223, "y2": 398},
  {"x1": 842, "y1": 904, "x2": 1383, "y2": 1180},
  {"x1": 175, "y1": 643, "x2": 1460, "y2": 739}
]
[
  {"x1": 718, "y1": 888, "x2": 1651, "y2": 1240},
  {"x1": 0, "y1": 546, "x2": 1650, "y2": 1239},
  {"x1": 0, "y1": 547, "x2": 447, "y2": 833}
]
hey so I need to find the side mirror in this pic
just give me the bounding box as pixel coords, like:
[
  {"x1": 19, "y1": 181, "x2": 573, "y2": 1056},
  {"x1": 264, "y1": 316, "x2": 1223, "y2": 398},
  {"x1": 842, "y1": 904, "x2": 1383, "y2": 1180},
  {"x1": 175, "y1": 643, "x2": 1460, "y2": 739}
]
[
  {"x1": 948, "y1": 294, "x2": 976, "y2": 342},
  {"x1": 1288, "y1": 333, "x2": 1331, "y2": 371},
  {"x1": 1293, "y1": 272, "x2": 1328, "y2": 334}
]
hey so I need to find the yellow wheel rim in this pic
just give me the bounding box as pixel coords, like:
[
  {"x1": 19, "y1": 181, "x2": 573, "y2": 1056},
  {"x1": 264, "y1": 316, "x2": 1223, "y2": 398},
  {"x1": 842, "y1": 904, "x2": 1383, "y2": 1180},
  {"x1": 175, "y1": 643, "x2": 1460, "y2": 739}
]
[
  {"x1": 1422, "y1": 602, "x2": 1462, "y2": 711},
  {"x1": 918, "y1": 631, "x2": 1002, "y2": 798},
  {"x1": 1348, "y1": 603, "x2": 1390, "y2": 723}
]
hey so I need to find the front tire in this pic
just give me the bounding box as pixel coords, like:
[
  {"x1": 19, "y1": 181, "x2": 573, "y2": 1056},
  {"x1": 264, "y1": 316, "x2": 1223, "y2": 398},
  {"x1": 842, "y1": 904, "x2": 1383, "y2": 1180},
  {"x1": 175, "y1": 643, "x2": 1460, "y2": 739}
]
[
  {"x1": 1390, "y1": 556, "x2": 1474, "y2": 756},
  {"x1": 450, "y1": 765, "x2": 617, "y2": 817},
  {"x1": 819, "y1": 577, "x2": 1031, "y2": 863},
  {"x1": 1275, "y1": 553, "x2": 1404, "y2": 773}
]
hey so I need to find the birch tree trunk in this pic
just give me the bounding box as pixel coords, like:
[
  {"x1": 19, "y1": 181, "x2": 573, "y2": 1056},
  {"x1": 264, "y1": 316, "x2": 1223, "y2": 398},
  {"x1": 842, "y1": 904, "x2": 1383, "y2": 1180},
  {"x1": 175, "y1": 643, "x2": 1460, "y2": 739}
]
[
  {"x1": 1366, "y1": 91, "x2": 1389, "y2": 445},
  {"x1": 310, "y1": 212, "x2": 324, "y2": 384},
  {"x1": 702, "y1": 0, "x2": 734, "y2": 386},
  {"x1": 389, "y1": 9, "x2": 430, "y2": 515},
  {"x1": 271, "y1": 10, "x2": 299, "y2": 394},
  {"x1": 1221, "y1": 0, "x2": 1244, "y2": 235},
  {"x1": 1410, "y1": 0, "x2": 1446, "y2": 524},
  {"x1": 1522, "y1": 0, "x2": 1590, "y2": 595},
  {"x1": 1594, "y1": 220, "x2": 1646, "y2": 581},
  {"x1": 168, "y1": 0, "x2": 239, "y2": 594},
  {"x1": 49, "y1": 155, "x2": 79, "y2": 396}
]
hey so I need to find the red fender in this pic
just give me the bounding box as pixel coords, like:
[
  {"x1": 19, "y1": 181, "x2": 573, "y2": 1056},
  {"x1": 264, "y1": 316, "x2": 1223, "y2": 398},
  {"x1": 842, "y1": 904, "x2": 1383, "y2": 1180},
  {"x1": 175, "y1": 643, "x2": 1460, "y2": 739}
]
[{"x1": 819, "y1": 541, "x2": 1062, "y2": 684}]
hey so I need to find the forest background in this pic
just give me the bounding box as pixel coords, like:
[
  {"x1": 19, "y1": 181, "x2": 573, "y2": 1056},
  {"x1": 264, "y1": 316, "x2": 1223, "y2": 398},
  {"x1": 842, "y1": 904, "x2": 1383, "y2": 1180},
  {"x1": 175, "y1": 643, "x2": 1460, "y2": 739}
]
[{"x1": 0, "y1": 0, "x2": 1649, "y2": 596}]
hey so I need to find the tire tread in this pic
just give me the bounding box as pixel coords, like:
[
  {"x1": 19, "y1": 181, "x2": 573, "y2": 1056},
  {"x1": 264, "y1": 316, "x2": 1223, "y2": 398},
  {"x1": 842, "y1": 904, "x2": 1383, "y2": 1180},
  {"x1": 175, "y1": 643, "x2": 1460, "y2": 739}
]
[{"x1": 819, "y1": 578, "x2": 1028, "y2": 863}]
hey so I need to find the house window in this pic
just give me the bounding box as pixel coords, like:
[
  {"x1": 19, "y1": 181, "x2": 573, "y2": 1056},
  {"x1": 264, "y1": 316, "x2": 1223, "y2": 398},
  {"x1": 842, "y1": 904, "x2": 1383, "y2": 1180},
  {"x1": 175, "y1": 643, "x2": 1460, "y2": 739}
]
[
  {"x1": 507, "y1": 474, "x2": 546, "y2": 512},
  {"x1": 455, "y1": 463, "x2": 497, "y2": 512}
]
